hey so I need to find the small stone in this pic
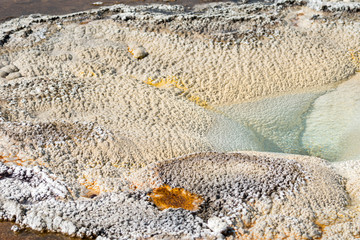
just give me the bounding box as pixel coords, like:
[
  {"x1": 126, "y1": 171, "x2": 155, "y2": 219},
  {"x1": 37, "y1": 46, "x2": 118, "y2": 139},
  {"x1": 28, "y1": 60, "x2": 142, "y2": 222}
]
[
  {"x1": 128, "y1": 43, "x2": 148, "y2": 59},
  {"x1": 96, "y1": 236, "x2": 111, "y2": 240},
  {"x1": 2, "y1": 64, "x2": 18, "y2": 74},
  {"x1": 207, "y1": 216, "x2": 229, "y2": 235},
  {"x1": 6, "y1": 72, "x2": 22, "y2": 80},
  {"x1": 11, "y1": 225, "x2": 20, "y2": 232},
  {"x1": 59, "y1": 220, "x2": 77, "y2": 235},
  {"x1": 92, "y1": 1, "x2": 103, "y2": 6},
  {"x1": 0, "y1": 71, "x2": 7, "y2": 78}
]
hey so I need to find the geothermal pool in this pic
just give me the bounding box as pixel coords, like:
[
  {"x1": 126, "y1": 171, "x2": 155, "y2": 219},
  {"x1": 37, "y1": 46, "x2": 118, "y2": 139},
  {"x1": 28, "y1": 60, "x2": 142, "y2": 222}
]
[
  {"x1": 210, "y1": 73, "x2": 360, "y2": 162},
  {"x1": 1, "y1": 1, "x2": 360, "y2": 239}
]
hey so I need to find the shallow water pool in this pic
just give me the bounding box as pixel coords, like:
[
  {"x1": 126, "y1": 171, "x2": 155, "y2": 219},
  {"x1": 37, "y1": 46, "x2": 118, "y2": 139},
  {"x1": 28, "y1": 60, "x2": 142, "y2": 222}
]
[{"x1": 208, "y1": 73, "x2": 360, "y2": 162}]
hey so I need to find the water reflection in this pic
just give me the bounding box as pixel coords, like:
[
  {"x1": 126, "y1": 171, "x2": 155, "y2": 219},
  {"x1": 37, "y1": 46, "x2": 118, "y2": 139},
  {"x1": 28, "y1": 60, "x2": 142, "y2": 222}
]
[{"x1": 0, "y1": 221, "x2": 82, "y2": 240}]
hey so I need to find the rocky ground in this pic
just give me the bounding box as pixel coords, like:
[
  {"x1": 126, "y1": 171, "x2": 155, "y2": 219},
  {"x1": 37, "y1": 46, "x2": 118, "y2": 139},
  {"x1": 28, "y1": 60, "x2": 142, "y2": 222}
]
[{"x1": 0, "y1": 0, "x2": 360, "y2": 239}]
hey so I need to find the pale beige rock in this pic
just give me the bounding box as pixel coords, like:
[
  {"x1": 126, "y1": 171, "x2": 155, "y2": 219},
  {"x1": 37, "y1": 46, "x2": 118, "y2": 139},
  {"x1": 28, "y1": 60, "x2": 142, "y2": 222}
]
[
  {"x1": 128, "y1": 42, "x2": 148, "y2": 59},
  {"x1": 0, "y1": 2, "x2": 359, "y2": 239}
]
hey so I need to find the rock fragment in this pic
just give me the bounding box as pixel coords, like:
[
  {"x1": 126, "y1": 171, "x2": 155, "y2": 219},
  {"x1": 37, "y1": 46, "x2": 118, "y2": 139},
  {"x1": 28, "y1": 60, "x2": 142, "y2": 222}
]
[
  {"x1": 128, "y1": 42, "x2": 148, "y2": 59},
  {"x1": 10, "y1": 225, "x2": 20, "y2": 232},
  {"x1": 207, "y1": 216, "x2": 229, "y2": 236}
]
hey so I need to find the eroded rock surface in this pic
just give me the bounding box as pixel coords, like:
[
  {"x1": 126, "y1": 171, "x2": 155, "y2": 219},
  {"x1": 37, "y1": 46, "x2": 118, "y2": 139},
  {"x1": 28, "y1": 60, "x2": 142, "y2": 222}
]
[
  {"x1": 0, "y1": 1, "x2": 360, "y2": 239},
  {"x1": 0, "y1": 152, "x2": 356, "y2": 239}
]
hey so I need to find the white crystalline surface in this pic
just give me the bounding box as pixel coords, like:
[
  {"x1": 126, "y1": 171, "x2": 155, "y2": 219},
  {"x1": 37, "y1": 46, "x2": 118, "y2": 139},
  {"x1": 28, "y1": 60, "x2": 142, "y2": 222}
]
[{"x1": 0, "y1": 1, "x2": 360, "y2": 239}]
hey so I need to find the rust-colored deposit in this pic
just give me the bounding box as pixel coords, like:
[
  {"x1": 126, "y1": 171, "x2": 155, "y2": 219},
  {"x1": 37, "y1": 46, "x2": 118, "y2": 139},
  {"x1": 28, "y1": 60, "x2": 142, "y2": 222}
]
[
  {"x1": 149, "y1": 185, "x2": 203, "y2": 211},
  {"x1": 0, "y1": 155, "x2": 47, "y2": 167},
  {"x1": 79, "y1": 174, "x2": 101, "y2": 197}
]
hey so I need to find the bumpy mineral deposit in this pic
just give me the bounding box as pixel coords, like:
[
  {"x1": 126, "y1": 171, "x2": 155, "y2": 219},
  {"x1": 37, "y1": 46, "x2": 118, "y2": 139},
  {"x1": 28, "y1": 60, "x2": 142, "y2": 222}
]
[{"x1": 1, "y1": 0, "x2": 360, "y2": 239}]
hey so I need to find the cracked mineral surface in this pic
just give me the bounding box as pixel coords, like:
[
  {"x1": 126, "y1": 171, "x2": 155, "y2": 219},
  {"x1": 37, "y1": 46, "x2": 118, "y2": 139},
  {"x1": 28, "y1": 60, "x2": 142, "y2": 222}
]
[{"x1": 1, "y1": 1, "x2": 360, "y2": 239}]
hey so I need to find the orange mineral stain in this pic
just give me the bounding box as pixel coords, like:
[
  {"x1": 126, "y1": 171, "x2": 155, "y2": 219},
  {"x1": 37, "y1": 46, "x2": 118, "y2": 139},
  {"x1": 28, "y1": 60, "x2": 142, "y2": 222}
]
[
  {"x1": 0, "y1": 155, "x2": 47, "y2": 168},
  {"x1": 144, "y1": 76, "x2": 213, "y2": 110},
  {"x1": 79, "y1": 174, "x2": 101, "y2": 197},
  {"x1": 350, "y1": 49, "x2": 360, "y2": 72},
  {"x1": 149, "y1": 185, "x2": 203, "y2": 211}
]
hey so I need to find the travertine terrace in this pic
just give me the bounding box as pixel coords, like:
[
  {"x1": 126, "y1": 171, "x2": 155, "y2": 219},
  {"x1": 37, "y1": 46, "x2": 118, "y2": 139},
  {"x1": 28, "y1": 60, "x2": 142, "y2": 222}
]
[{"x1": 1, "y1": 0, "x2": 360, "y2": 239}]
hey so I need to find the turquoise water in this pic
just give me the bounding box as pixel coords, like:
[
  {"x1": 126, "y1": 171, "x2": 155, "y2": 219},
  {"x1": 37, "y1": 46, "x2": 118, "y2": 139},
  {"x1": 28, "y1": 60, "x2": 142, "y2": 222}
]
[
  {"x1": 207, "y1": 73, "x2": 360, "y2": 162},
  {"x1": 207, "y1": 91, "x2": 322, "y2": 156},
  {"x1": 302, "y1": 75, "x2": 360, "y2": 161}
]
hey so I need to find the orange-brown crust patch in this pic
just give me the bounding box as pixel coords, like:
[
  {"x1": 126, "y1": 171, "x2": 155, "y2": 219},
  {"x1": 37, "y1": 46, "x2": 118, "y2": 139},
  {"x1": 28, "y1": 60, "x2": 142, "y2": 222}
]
[{"x1": 149, "y1": 184, "x2": 203, "y2": 211}]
